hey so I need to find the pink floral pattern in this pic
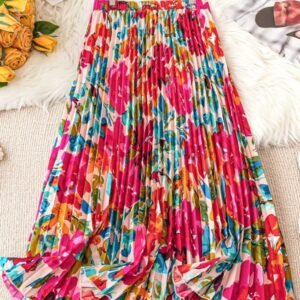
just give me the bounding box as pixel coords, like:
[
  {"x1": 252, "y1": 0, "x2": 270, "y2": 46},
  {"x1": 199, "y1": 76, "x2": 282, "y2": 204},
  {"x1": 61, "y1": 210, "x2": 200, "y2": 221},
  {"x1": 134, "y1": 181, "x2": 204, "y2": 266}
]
[{"x1": 0, "y1": 0, "x2": 295, "y2": 299}]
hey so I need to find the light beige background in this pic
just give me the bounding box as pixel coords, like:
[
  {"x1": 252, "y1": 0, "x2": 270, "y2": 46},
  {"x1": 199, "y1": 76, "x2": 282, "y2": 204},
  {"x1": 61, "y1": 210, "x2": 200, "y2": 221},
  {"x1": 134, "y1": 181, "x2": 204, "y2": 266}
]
[{"x1": 0, "y1": 103, "x2": 299, "y2": 299}]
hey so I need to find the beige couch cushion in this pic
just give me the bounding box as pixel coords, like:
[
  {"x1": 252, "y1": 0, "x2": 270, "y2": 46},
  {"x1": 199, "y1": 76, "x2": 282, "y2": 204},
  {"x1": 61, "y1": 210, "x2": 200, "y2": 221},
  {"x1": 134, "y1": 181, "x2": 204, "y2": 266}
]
[{"x1": 0, "y1": 103, "x2": 299, "y2": 298}]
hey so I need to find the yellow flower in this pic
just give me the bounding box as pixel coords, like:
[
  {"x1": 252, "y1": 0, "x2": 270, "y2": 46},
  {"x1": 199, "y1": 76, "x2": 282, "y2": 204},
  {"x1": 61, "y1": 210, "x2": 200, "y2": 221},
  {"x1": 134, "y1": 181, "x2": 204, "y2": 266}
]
[
  {"x1": 0, "y1": 4, "x2": 9, "y2": 14},
  {"x1": 11, "y1": 0, "x2": 35, "y2": 26},
  {"x1": 21, "y1": 0, "x2": 35, "y2": 15},
  {"x1": 13, "y1": 25, "x2": 32, "y2": 51},
  {"x1": 0, "y1": 66, "x2": 15, "y2": 82},
  {"x1": 0, "y1": 11, "x2": 21, "y2": 32},
  {"x1": 4, "y1": 0, "x2": 28, "y2": 13},
  {"x1": 33, "y1": 35, "x2": 57, "y2": 53},
  {"x1": 3, "y1": 47, "x2": 28, "y2": 70},
  {"x1": 19, "y1": 13, "x2": 35, "y2": 29},
  {"x1": 0, "y1": 26, "x2": 21, "y2": 47}
]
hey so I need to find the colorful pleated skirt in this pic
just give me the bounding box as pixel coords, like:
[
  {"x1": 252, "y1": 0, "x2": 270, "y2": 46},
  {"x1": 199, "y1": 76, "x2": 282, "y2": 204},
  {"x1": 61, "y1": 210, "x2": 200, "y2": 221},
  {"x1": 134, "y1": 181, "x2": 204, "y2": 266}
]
[{"x1": 0, "y1": 0, "x2": 296, "y2": 299}]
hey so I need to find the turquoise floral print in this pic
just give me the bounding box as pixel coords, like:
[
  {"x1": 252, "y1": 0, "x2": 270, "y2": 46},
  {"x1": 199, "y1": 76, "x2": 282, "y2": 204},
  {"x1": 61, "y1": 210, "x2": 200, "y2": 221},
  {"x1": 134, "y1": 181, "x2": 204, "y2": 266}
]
[{"x1": 0, "y1": 0, "x2": 295, "y2": 299}]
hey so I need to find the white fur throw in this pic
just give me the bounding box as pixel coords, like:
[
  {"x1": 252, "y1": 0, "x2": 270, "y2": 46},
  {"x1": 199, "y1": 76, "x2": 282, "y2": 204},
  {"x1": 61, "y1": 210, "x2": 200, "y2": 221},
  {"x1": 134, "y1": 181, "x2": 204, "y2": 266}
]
[
  {"x1": 0, "y1": 0, "x2": 299, "y2": 147},
  {"x1": 0, "y1": 0, "x2": 94, "y2": 110}
]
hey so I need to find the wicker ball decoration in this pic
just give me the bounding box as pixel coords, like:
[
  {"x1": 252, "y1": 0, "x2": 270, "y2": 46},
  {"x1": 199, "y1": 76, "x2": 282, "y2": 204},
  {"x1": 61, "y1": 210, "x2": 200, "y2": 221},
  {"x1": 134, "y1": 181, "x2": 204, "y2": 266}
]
[{"x1": 0, "y1": 0, "x2": 59, "y2": 87}]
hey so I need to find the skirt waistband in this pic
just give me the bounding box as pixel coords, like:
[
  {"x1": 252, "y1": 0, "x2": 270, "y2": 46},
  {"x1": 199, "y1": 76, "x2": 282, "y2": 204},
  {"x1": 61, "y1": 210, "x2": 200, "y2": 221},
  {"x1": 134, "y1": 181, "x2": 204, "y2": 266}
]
[{"x1": 93, "y1": 0, "x2": 210, "y2": 11}]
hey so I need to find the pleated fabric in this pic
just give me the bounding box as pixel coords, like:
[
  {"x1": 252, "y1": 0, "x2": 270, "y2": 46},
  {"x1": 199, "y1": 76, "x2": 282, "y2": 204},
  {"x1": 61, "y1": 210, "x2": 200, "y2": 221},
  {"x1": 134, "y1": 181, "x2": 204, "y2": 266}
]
[{"x1": 0, "y1": 0, "x2": 296, "y2": 299}]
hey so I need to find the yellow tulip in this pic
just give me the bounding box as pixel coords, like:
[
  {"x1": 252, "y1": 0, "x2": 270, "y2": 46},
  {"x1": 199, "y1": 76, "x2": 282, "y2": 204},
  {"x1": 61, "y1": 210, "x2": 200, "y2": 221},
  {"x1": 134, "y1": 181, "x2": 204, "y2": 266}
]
[
  {"x1": 4, "y1": 0, "x2": 28, "y2": 13},
  {"x1": 0, "y1": 11, "x2": 21, "y2": 32},
  {"x1": 0, "y1": 66, "x2": 15, "y2": 82},
  {"x1": 33, "y1": 35, "x2": 57, "y2": 53}
]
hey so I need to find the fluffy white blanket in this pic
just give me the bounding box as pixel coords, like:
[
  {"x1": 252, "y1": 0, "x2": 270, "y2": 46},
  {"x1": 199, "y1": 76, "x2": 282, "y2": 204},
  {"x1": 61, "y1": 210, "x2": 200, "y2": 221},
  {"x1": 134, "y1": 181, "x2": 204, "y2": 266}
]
[
  {"x1": 0, "y1": 0, "x2": 299, "y2": 147},
  {"x1": 0, "y1": 0, "x2": 94, "y2": 110}
]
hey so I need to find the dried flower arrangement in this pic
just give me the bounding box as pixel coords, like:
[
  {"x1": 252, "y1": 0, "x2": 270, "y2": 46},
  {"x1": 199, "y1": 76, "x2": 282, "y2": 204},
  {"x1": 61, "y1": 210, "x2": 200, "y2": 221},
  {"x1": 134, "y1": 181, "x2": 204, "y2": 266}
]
[{"x1": 0, "y1": 0, "x2": 59, "y2": 87}]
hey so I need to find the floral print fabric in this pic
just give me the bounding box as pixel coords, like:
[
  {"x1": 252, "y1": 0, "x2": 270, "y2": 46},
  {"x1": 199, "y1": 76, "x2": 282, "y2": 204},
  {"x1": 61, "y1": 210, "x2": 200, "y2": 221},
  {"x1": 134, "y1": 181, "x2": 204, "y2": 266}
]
[{"x1": 0, "y1": 0, "x2": 295, "y2": 299}]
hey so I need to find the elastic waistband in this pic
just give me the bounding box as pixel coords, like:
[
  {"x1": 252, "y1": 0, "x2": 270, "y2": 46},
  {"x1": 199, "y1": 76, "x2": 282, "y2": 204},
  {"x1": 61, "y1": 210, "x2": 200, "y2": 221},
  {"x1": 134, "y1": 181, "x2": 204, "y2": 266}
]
[{"x1": 93, "y1": 0, "x2": 210, "y2": 11}]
